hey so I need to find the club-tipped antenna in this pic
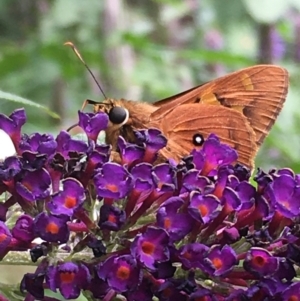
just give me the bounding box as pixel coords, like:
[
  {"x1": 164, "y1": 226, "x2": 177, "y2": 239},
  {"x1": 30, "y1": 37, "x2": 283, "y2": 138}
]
[{"x1": 64, "y1": 41, "x2": 107, "y2": 99}]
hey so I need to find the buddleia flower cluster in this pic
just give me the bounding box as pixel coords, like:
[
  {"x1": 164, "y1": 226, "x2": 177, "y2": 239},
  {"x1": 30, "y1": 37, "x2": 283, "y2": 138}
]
[{"x1": 0, "y1": 108, "x2": 299, "y2": 301}]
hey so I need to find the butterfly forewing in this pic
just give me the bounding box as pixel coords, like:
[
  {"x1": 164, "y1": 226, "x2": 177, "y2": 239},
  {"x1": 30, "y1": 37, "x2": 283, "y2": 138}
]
[{"x1": 152, "y1": 65, "x2": 288, "y2": 148}]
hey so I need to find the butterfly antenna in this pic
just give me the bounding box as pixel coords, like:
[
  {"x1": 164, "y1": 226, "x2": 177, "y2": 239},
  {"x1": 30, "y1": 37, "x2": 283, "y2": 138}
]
[{"x1": 64, "y1": 41, "x2": 107, "y2": 99}]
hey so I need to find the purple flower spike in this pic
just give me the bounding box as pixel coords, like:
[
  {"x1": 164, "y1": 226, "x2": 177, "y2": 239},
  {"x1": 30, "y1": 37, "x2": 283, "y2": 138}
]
[
  {"x1": 97, "y1": 255, "x2": 142, "y2": 293},
  {"x1": 0, "y1": 221, "x2": 12, "y2": 255},
  {"x1": 135, "y1": 128, "x2": 167, "y2": 163},
  {"x1": 20, "y1": 133, "x2": 57, "y2": 156},
  {"x1": 188, "y1": 191, "x2": 221, "y2": 224},
  {"x1": 12, "y1": 214, "x2": 35, "y2": 242},
  {"x1": 157, "y1": 197, "x2": 192, "y2": 241},
  {"x1": 47, "y1": 262, "x2": 91, "y2": 299},
  {"x1": 99, "y1": 204, "x2": 126, "y2": 231},
  {"x1": 0, "y1": 109, "x2": 26, "y2": 151},
  {"x1": 244, "y1": 247, "x2": 279, "y2": 277},
  {"x1": 34, "y1": 212, "x2": 70, "y2": 243},
  {"x1": 266, "y1": 174, "x2": 300, "y2": 218},
  {"x1": 16, "y1": 168, "x2": 51, "y2": 202},
  {"x1": 203, "y1": 245, "x2": 237, "y2": 276},
  {"x1": 94, "y1": 162, "x2": 133, "y2": 199},
  {"x1": 78, "y1": 111, "x2": 108, "y2": 142},
  {"x1": 131, "y1": 227, "x2": 170, "y2": 271},
  {"x1": 47, "y1": 178, "x2": 86, "y2": 216}
]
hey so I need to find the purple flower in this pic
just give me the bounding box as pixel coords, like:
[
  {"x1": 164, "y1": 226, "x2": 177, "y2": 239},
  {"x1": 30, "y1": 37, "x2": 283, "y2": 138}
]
[
  {"x1": 203, "y1": 245, "x2": 237, "y2": 276},
  {"x1": 0, "y1": 108, "x2": 26, "y2": 151},
  {"x1": 94, "y1": 162, "x2": 133, "y2": 199},
  {"x1": 282, "y1": 282, "x2": 300, "y2": 301},
  {"x1": 178, "y1": 243, "x2": 209, "y2": 270},
  {"x1": 99, "y1": 204, "x2": 126, "y2": 231},
  {"x1": 135, "y1": 128, "x2": 167, "y2": 163},
  {"x1": 16, "y1": 168, "x2": 51, "y2": 202},
  {"x1": 46, "y1": 262, "x2": 91, "y2": 299},
  {"x1": 152, "y1": 163, "x2": 177, "y2": 192},
  {"x1": 265, "y1": 174, "x2": 300, "y2": 218},
  {"x1": 270, "y1": 28, "x2": 286, "y2": 60},
  {"x1": 86, "y1": 148, "x2": 110, "y2": 171},
  {"x1": 97, "y1": 255, "x2": 142, "y2": 293},
  {"x1": 130, "y1": 163, "x2": 154, "y2": 193},
  {"x1": 192, "y1": 134, "x2": 238, "y2": 176},
  {"x1": 0, "y1": 221, "x2": 12, "y2": 256},
  {"x1": 118, "y1": 136, "x2": 145, "y2": 167},
  {"x1": 0, "y1": 156, "x2": 22, "y2": 181},
  {"x1": 156, "y1": 279, "x2": 189, "y2": 301},
  {"x1": 157, "y1": 197, "x2": 192, "y2": 241},
  {"x1": 20, "y1": 133, "x2": 57, "y2": 156},
  {"x1": 47, "y1": 178, "x2": 86, "y2": 216},
  {"x1": 180, "y1": 169, "x2": 212, "y2": 194},
  {"x1": 188, "y1": 191, "x2": 221, "y2": 224},
  {"x1": 34, "y1": 212, "x2": 70, "y2": 243},
  {"x1": 244, "y1": 248, "x2": 279, "y2": 277},
  {"x1": 20, "y1": 272, "x2": 45, "y2": 299},
  {"x1": 88, "y1": 272, "x2": 110, "y2": 299},
  {"x1": 78, "y1": 111, "x2": 108, "y2": 141},
  {"x1": 124, "y1": 278, "x2": 154, "y2": 301},
  {"x1": 131, "y1": 227, "x2": 170, "y2": 271},
  {"x1": 11, "y1": 214, "x2": 35, "y2": 242},
  {"x1": 55, "y1": 130, "x2": 89, "y2": 156},
  {"x1": 21, "y1": 151, "x2": 47, "y2": 171}
]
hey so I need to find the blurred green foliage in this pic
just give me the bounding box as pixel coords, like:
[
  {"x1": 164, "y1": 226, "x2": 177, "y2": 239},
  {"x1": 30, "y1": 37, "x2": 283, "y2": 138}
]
[{"x1": 0, "y1": 0, "x2": 300, "y2": 174}]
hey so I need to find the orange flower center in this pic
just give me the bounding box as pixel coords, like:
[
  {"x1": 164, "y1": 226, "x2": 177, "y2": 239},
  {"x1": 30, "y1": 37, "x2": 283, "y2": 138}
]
[
  {"x1": 106, "y1": 184, "x2": 119, "y2": 193},
  {"x1": 46, "y1": 222, "x2": 59, "y2": 234},
  {"x1": 116, "y1": 265, "x2": 130, "y2": 280},
  {"x1": 212, "y1": 257, "x2": 223, "y2": 270},
  {"x1": 108, "y1": 214, "x2": 116, "y2": 223},
  {"x1": 60, "y1": 272, "x2": 75, "y2": 283},
  {"x1": 64, "y1": 196, "x2": 77, "y2": 208},
  {"x1": 0, "y1": 233, "x2": 7, "y2": 243},
  {"x1": 164, "y1": 218, "x2": 171, "y2": 229},
  {"x1": 198, "y1": 204, "x2": 208, "y2": 217},
  {"x1": 141, "y1": 241, "x2": 155, "y2": 255},
  {"x1": 253, "y1": 255, "x2": 266, "y2": 267}
]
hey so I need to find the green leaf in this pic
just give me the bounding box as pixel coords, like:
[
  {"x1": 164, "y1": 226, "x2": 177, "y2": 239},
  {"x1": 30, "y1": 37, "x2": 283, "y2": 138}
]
[{"x1": 0, "y1": 90, "x2": 60, "y2": 119}]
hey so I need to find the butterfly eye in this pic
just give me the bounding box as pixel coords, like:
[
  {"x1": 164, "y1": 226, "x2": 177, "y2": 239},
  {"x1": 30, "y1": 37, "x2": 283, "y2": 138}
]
[
  {"x1": 109, "y1": 107, "x2": 129, "y2": 125},
  {"x1": 192, "y1": 133, "x2": 204, "y2": 146}
]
